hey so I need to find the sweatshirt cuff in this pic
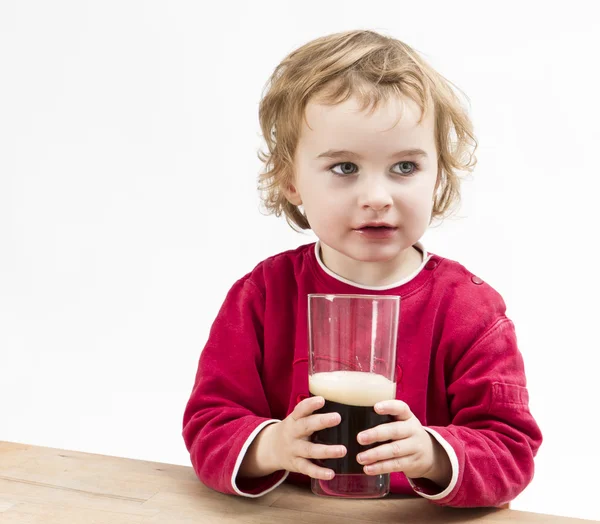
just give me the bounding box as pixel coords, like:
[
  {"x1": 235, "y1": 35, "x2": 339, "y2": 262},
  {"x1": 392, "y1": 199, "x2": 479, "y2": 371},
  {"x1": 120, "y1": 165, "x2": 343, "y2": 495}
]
[
  {"x1": 407, "y1": 427, "x2": 459, "y2": 501},
  {"x1": 232, "y1": 419, "x2": 289, "y2": 497}
]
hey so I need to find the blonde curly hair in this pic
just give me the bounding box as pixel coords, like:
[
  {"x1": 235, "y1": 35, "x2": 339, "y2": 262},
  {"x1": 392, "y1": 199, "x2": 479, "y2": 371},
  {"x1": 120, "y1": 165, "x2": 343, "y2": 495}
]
[{"x1": 258, "y1": 29, "x2": 477, "y2": 231}]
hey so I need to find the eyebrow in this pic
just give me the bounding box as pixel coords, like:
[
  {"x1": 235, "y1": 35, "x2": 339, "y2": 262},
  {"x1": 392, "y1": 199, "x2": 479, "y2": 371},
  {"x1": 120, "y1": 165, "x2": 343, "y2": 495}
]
[{"x1": 316, "y1": 148, "x2": 429, "y2": 160}]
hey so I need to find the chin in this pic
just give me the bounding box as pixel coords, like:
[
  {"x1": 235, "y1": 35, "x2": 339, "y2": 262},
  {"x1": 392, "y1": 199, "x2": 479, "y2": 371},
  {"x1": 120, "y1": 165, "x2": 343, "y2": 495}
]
[{"x1": 346, "y1": 244, "x2": 405, "y2": 263}]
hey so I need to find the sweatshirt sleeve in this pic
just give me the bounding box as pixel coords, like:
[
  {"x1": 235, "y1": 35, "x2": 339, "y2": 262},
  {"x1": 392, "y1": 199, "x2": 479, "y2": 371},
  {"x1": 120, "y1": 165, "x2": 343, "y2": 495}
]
[
  {"x1": 409, "y1": 316, "x2": 543, "y2": 507},
  {"x1": 182, "y1": 274, "x2": 288, "y2": 497}
]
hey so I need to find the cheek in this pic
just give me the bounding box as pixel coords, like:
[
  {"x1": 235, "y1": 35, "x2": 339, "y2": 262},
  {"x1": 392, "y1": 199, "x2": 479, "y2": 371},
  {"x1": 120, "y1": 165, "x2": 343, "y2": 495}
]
[
  {"x1": 401, "y1": 182, "x2": 436, "y2": 221},
  {"x1": 302, "y1": 185, "x2": 348, "y2": 220},
  {"x1": 306, "y1": 202, "x2": 347, "y2": 229}
]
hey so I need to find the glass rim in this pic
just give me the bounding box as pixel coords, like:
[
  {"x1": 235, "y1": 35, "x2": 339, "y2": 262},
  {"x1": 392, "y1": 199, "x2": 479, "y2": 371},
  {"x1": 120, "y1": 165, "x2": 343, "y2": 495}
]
[{"x1": 308, "y1": 293, "x2": 400, "y2": 301}]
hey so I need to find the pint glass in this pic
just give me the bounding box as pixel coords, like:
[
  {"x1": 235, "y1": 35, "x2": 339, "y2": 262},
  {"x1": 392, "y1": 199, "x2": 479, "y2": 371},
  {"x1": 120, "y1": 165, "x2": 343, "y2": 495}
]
[{"x1": 308, "y1": 294, "x2": 399, "y2": 498}]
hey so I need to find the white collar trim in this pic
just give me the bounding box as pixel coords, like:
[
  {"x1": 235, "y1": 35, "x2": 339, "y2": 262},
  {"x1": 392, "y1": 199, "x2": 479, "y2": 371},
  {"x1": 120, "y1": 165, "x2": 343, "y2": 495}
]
[{"x1": 314, "y1": 241, "x2": 432, "y2": 291}]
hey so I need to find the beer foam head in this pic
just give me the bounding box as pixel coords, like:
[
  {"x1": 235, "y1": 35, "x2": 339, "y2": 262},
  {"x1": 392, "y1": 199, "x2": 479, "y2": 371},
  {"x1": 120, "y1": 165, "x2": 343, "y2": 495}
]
[{"x1": 308, "y1": 370, "x2": 396, "y2": 407}]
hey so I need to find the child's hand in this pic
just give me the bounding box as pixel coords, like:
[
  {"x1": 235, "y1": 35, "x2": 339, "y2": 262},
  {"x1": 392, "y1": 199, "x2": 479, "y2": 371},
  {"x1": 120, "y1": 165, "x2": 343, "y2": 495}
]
[
  {"x1": 266, "y1": 396, "x2": 347, "y2": 480},
  {"x1": 355, "y1": 400, "x2": 452, "y2": 488}
]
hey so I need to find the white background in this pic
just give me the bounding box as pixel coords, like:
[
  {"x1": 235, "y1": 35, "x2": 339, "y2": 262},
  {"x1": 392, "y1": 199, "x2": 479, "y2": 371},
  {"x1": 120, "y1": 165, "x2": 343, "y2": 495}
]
[{"x1": 1, "y1": 0, "x2": 599, "y2": 520}]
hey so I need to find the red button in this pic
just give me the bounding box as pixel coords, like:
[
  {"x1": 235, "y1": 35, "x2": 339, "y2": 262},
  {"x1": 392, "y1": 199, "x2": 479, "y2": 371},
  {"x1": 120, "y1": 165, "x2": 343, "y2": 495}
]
[
  {"x1": 425, "y1": 260, "x2": 438, "y2": 270},
  {"x1": 471, "y1": 276, "x2": 483, "y2": 285}
]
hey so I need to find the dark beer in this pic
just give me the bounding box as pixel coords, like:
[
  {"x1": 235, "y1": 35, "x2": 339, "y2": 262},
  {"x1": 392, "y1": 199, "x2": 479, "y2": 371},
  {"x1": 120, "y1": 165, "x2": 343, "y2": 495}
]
[{"x1": 309, "y1": 371, "x2": 396, "y2": 475}]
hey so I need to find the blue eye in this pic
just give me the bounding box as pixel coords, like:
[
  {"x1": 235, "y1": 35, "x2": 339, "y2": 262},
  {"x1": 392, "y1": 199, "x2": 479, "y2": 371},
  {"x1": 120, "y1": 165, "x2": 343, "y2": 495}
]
[
  {"x1": 329, "y1": 161, "x2": 420, "y2": 177},
  {"x1": 330, "y1": 162, "x2": 358, "y2": 176},
  {"x1": 393, "y1": 161, "x2": 419, "y2": 176}
]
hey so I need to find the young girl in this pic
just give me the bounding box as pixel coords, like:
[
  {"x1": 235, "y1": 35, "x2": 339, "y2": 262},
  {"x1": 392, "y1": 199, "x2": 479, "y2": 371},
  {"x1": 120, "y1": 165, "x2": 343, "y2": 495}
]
[{"x1": 182, "y1": 29, "x2": 542, "y2": 508}]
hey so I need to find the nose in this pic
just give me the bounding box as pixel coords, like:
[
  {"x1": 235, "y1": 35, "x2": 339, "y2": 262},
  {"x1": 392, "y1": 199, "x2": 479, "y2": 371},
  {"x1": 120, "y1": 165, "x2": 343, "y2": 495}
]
[{"x1": 357, "y1": 177, "x2": 393, "y2": 211}]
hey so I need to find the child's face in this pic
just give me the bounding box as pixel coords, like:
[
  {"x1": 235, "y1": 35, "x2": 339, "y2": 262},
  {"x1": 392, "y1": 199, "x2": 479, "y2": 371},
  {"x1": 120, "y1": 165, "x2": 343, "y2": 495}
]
[{"x1": 289, "y1": 92, "x2": 438, "y2": 268}]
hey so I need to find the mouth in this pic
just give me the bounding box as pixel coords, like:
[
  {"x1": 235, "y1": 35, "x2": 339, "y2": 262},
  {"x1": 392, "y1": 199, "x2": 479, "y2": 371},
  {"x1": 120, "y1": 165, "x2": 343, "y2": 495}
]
[
  {"x1": 354, "y1": 223, "x2": 397, "y2": 231},
  {"x1": 353, "y1": 223, "x2": 398, "y2": 239}
]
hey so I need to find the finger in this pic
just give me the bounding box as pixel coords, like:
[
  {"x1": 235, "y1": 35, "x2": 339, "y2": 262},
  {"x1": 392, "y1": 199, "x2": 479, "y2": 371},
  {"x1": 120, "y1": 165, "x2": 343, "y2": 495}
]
[
  {"x1": 362, "y1": 455, "x2": 416, "y2": 476},
  {"x1": 357, "y1": 439, "x2": 415, "y2": 466},
  {"x1": 294, "y1": 411, "x2": 341, "y2": 438},
  {"x1": 374, "y1": 400, "x2": 413, "y2": 421},
  {"x1": 291, "y1": 456, "x2": 336, "y2": 481},
  {"x1": 295, "y1": 440, "x2": 347, "y2": 460},
  {"x1": 290, "y1": 396, "x2": 325, "y2": 421},
  {"x1": 357, "y1": 420, "x2": 412, "y2": 445}
]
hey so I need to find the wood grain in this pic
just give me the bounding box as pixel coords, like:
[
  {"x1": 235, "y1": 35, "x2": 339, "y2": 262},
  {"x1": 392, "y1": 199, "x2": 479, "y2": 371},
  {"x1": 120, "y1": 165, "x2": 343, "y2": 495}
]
[{"x1": 0, "y1": 441, "x2": 592, "y2": 523}]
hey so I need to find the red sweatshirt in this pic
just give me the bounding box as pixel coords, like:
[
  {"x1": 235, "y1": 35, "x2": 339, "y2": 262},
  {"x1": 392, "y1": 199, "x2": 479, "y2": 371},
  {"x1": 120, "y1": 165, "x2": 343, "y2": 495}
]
[{"x1": 182, "y1": 242, "x2": 542, "y2": 507}]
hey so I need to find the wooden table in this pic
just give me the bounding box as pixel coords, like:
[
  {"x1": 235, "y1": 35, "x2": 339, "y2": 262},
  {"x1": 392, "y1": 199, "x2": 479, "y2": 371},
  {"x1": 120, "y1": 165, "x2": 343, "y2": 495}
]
[{"x1": 0, "y1": 441, "x2": 593, "y2": 523}]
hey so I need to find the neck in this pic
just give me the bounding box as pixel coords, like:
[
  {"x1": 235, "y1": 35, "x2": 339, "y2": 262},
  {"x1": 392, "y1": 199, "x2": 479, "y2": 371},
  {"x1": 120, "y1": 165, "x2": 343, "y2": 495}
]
[{"x1": 319, "y1": 243, "x2": 423, "y2": 287}]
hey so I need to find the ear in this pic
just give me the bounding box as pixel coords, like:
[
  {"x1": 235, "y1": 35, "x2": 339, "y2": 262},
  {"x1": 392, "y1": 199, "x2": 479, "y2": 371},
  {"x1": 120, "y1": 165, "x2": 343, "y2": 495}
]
[{"x1": 283, "y1": 183, "x2": 302, "y2": 206}]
